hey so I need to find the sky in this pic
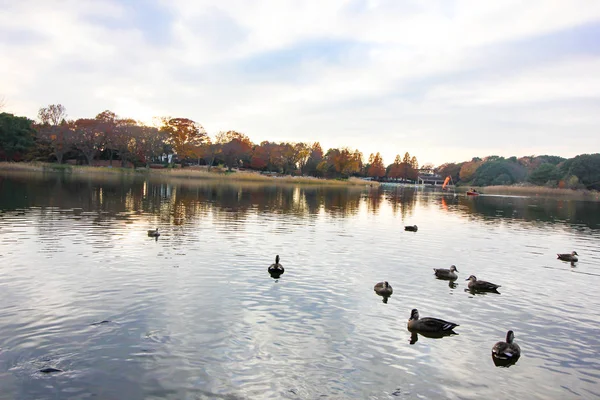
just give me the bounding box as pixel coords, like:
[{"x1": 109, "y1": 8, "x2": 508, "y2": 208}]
[{"x1": 1, "y1": 0, "x2": 599, "y2": 167}]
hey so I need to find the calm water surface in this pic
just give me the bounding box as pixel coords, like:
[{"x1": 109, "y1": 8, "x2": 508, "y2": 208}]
[{"x1": 1, "y1": 171, "x2": 600, "y2": 400}]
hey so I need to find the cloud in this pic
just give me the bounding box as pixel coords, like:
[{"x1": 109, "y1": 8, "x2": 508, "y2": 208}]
[{"x1": 1, "y1": 0, "x2": 600, "y2": 165}]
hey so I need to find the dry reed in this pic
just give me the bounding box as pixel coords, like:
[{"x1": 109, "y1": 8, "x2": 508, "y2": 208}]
[
  {"x1": 476, "y1": 185, "x2": 599, "y2": 200},
  {"x1": 0, "y1": 162, "x2": 376, "y2": 187}
]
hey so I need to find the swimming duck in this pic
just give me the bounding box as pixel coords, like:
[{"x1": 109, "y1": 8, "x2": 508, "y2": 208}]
[
  {"x1": 405, "y1": 225, "x2": 418, "y2": 232},
  {"x1": 374, "y1": 281, "x2": 393, "y2": 297},
  {"x1": 407, "y1": 309, "x2": 459, "y2": 333},
  {"x1": 147, "y1": 228, "x2": 160, "y2": 237},
  {"x1": 268, "y1": 255, "x2": 284, "y2": 275},
  {"x1": 466, "y1": 275, "x2": 501, "y2": 292},
  {"x1": 557, "y1": 251, "x2": 578, "y2": 262},
  {"x1": 434, "y1": 265, "x2": 459, "y2": 280},
  {"x1": 492, "y1": 330, "x2": 521, "y2": 361}
]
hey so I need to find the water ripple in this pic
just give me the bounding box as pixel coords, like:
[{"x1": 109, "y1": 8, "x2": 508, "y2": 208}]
[{"x1": 0, "y1": 177, "x2": 599, "y2": 399}]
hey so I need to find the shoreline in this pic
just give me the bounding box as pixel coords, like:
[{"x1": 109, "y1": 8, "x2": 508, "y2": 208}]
[
  {"x1": 0, "y1": 161, "x2": 376, "y2": 187},
  {"x1": 463, "y1": 185, "x2": 599, "y2": 200}
]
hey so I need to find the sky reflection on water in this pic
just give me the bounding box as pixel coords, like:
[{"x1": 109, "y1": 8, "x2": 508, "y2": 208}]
[{"x1": 1, "y1": 172, "x2": 600, "y2": 399}]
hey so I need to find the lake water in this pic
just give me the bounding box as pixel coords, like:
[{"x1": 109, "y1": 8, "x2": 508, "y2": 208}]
[{"x1": 1, "y1": 171, "x2": 599, "y2": 400}]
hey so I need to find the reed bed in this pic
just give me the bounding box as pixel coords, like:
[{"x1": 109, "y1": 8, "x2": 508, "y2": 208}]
[
  {"x1": 478, "y1": 185, "x2": 599, "y2": 200},
  {"x1": 0, "y1": 162, "x2": 376, "y2": 187}
]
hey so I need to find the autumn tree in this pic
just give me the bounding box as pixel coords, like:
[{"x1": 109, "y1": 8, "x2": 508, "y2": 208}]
[
  {"x1": 161, "y1": 117, "x2": 209, "y2": 161},
  {"x1": 305, "y1": 142, "x2": 324, "y2": 176},
  {"x1": 250, "y1": 143, "x2": 269, "y2": 170},
  {"x1": 280, "y1": 142, "x2": 300, "y2": 174},
  {"x1": 38, "y1": 104, "x2": 67, "y2": 126},
  {"x1": 367, "y1": 152, "x2": 386, "y2": 178},
  {"x1": 410, "y1": 156, "x2": 418, "y2": 169},
  {"x1": 459, "y1": 159, "x2": 483, "y2": 182},
  {"x1": 216, "y1": 130, "x2": 253, "y2": 170},
  {"x1": 389, "y1": 152, "x2": 418, "y2": 181},
  {"x1": 201, "y1": 139, "x2": 221, "y2": 170},
  {"x1": 94, "y1": 110, "x2": 119, "y2": 165},
  {"x1": 327, "y1": 147, "x2": 362, "y2": 178},
  {"x1": 36, "y1": 104, "x2": 72, "y2": 163},
  {"x1": 135, "y1": 126, "x2": 169, "y2": 165},
  {"x1": 421, "y1": 163, "x2": 434, "y2": 172},
  {"x1": 387, "y1": 154, "x2": 403, "y2": 179},
  {"x1": 295, "y1": 142, "x2": 311, "y2": 174},
  {"x1": 72, "y1": 118, "x2": 105, "y2": 165},
  {"x1": 255, "y1": 141, "x2": 283, "y2": 172},
  {"x1": 436, "y1": 162, "x2": 462, "y2": 183}
]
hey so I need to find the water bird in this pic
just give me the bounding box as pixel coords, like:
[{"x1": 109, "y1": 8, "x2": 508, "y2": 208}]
[
  {"x1": 466, "y1": 275, "x2": 501, "y2": 292},
  {"x1": 557, "y1": 251, "x2": 578, "y2": 262},
  {"x1": 147, "y1": 228, "x2": 160, "y2": 237},
  {"x1": 407, "y1": 309, "x2": 459, "y2": 333},
  {"x1": 434, "y1": 265, "x2": 459, "y2": 280},
  {"x1": 492, "y1": 330, "x2": 521, "y2": 367},
  {"x1": 268, "y1": 255, "x2": 284, "y2": 277},
  {"x1": 492, "y1": 330, "x2": 521, "y2": 360},
  {"x1": 374, "y1": 281, "x2": 393, "y2": 297},
  {"x1": 405, "y1": 225, "x2": 418, "y2": 232}
]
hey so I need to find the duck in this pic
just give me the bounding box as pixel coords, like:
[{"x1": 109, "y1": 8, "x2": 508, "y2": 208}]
[
  {"x1": 374, "y1": 281, "x2": 393, "y2": 297},
  {"x1": 268, "y1": 255, "x2": 284, "y2": 275},
  {"x1": 407, "y1": 309, "x2": 459, "y2": 333},
  {"x1": 405, "y1": 225, "x2": 418, "y2": 232},
  {"x1": 492, "y1": 330, "x2": 521, "y2": 361},
  {"x1": 434, "y1": 265, "x2": 459, "y2": 280},
  {"x1": 557, "y1": 251, "x2": 578, "y2": 262},
  {"x1": 466, "y1": 275, "x2": 501, "y2": 292},
  {"x1": 147, "y1": 228, "x2": 160, "y2": 237}
]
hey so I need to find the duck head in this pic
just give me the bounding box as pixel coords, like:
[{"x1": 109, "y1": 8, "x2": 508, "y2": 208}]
[
  {"x1": 383, "y1": 281, "x2": 390, "y2": 288},
  {"x1": 466, "y1": 275, "x2": 477, "y2": 282},
  {"x1": 572, "y1": 251, "x2": 579, "y2": 256},
  {"x1": 275, "y1": 255, "x2": 280, "y2": 264},
  {"x1": 506, "y1": 330, "x2": 515, "y2": 344},
  {"x1": 450, "y1": 265, "x2": 458, "y2": 272},
  {"x1": 409, "y1": 309, "x2": 419, "y2": 321}
]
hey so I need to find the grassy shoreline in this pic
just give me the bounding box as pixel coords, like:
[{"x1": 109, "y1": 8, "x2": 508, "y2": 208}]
[
  {"x1": 466, "y1": 185, "x2": 599, "y2": 200},
  {"x1": 0, "y1": 161, "x2": 376, "y2": 187}
]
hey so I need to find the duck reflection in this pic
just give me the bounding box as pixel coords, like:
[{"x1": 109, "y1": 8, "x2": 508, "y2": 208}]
[
  {"x1": 465, "y1": 288, "x2": 500, "y2": 296},
  {"x1": 409, "y1": 330, "x2": 458, "y2": 345},
  {"x1": 492, "y1": 354, "x2": 520, "y2": 367}
]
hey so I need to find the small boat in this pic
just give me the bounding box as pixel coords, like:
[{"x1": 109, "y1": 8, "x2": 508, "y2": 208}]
[{"x1": 466, "y1": 190, "x2": 480, "y2": 196}]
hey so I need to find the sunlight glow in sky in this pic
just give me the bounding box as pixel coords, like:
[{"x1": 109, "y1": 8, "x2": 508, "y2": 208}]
[{"x1": 1, "y1": 0, "x2": 599, "y2": 166}]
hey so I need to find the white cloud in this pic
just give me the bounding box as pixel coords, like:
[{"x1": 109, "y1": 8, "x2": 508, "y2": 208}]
[{"x1": 1, "y1": 0, "x2": 600, "y2": 165}]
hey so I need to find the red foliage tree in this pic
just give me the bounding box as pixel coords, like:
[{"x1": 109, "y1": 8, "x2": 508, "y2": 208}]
[{"x1": 367, "y1": 152, "x2": 386, "y2": 178}]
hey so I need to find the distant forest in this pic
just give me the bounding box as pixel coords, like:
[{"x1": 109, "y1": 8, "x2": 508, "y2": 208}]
[{"x1": 1, "y1": 104, "x2": 599, "y2": 190}]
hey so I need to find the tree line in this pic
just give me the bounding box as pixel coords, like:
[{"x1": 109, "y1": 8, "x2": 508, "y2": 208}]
[
  {"x1": 436, "y1": 154, "x2": 600, "y2": 190},
  {"x1": 1, "y1": 103, "x2": 599, "y2": 189},
  {"x1": 0, "y1": 104, "x2": 421, "y2": 180}
]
